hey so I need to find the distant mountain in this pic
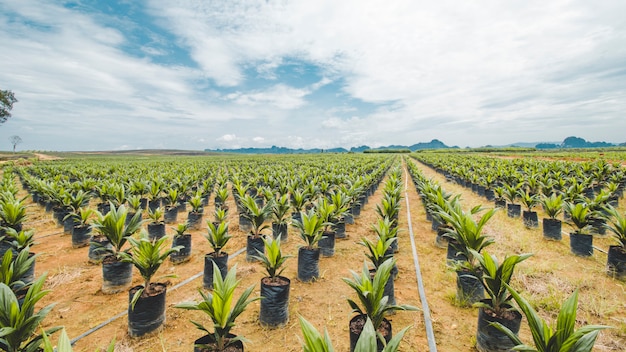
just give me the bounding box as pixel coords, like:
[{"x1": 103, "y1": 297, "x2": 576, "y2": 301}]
[
  {"x1": 536, "y1": 136, "x2": 619, "y2": 149},
  {"x1": 205, "y1": 139, "x2": 451, "y2": 154},
  {"x1": 409, "y1": 139, "x2": 450, "y2": 150}
]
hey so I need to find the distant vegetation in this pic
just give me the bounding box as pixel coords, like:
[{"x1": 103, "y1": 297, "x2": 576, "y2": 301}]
[
  {"x1": 536, "y1": 136, "x2": 622, "y2": 149},
  {"x1": 205, "y1": 139, "x2": 453, "y2": 154}
]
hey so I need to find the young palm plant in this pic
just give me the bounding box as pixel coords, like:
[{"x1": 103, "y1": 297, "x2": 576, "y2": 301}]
[
  {"x1": 255, "y1": 237, "x2": 292, "y2": 327},
  {"x1": 298, "y1": 315, "x2": 410, "y2": 352},
  {"x1": 564, "y1": 202, "x2": 594, "y2": 257},
  {"x1": 187, "y1": 193, "x2": 204, "y2": 230},
  {"x1": 292, "y1": 209, "x2": 327, "y2": 282},
  {"x1": 0, "y1": 274, "x2": 61, "y2": 352},
  {"x1": 170, "y1": 222, "x2": 192, "y2": 264},
  {"x1": 518, "y1": 190, "x2": 540, "y2": 228},
  {"x1": 119, "y1": 231, "x2": 180, "y2": 336},
  {"x1": 601, "y1": 205, "x2": 626, "y2": 279},
  {"x1": 271, "y1": 194, "x2": 291, "y2": 241},
  {"x1": 314, "y1": 198, "x2": 337, "y2": 257},
  {"x1": 540, "y1": 194, "x2": 564, "y2": 240},
  {"x1": 329, "y1": 190, "x2": 350, "y2": 239},
  {"x1": 91, "y1": 203, "x2": 144, "y2": 294},
  {"x1": 203, "y1": 220, "x2": 232, "y2": 289},
  {"x1": 0, "y1": 248, "x2": 37, "y2": 293},
  {"x1": 359, "y1": 232, "x2": 397, "y2": 305},
  {"x1": 470, "y1": 250, "x2": 532, "y2": 352},
  {"x1": 67, "y1": 206, "x2": 95, "y2": 248},
  {"x1": 343, "y1": 259, "x2": 417, "y2": 351},
  {"x1": 240, "y1": 194, "x2": 273, "y2": 262},
  {"x1": 146, "y1": 206, "x2": 165, "y2": 240},
  {"x1": 0, "y1": 196, "x2": 28, "y2": 232},
  {"x1": 503, "y1": 183, "x2": 522, "y2": 218},
  {"x1": 493, "y1": 287, "x2": 609, "y2": 352},
  {"x1": 176, "y1": 264, "x2": 259, "y2": 351},
  {"x1": 438, "y1": 204, "x2": 496, "y2": 305}
]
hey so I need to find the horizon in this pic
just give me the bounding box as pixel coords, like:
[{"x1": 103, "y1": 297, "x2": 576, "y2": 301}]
[{"x1": 1, "y1": 1, "x2": 625, "y2": 151}]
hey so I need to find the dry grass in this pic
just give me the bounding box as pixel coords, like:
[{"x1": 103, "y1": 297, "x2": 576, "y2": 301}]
[{"x1": 46, "y1": 266, "x2": 84, "y2": 289}]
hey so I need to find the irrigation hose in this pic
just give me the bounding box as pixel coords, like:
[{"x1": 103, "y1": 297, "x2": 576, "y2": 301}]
[
  {"x1": 404, "y1": 166, "x2": 438, "y2": 352},
  {"x1": 69, "y1": 247, "x2": 246, "y2": 346}
]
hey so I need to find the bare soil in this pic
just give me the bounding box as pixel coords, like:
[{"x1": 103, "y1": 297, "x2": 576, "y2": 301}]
[{"x1": 21, "y1": 157, "x2": 626, "y2": 351}]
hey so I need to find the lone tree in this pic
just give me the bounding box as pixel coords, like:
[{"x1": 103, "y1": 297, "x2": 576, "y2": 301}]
[
  {"x1": 1, "y1": 89, "x2": 18, "y2": 124},
  {"x1": 9, "y1": 135, "x2": 22, "y2": 152}
]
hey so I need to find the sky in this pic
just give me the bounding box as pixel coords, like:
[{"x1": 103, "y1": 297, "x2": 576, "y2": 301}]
[{"x1": 1, "y1": 0, "x2": 625, "y2": 151}]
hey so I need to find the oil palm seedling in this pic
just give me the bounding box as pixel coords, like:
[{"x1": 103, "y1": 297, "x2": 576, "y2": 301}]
[
  {"x1": 518, "y1": 190, "x2": 540, "y2": 228},
  {"x1": 586, "y1": 190, "x2": 610, "y2": 235},
  {"x1": 119, "y1": 231, "x2": 181, "y2": 337},
  {"x1": 601, "y1": 205, "x2": 626, "y2": 280},
  {"x1": 438, "y1": 204, "x2": 496, "y2": 305},
  {"x1": 2, "y1": 227, "x2": 35, "y2": 254},
  {"x1": 493, "y1": 186, "x2": 506, "y2": 208},
  {"x1": 254, "y1": 237, "x2": 292, "y2": 327},
  {"x1": 292, "y1": 209, "x2": 327, "y2": 282},
  {"x1": 0, "y1": 274, "x2": 61, "y2": 352},
  {"x1": 163, "y1": 188, "x2": 179, "y2": 224},
  {"x1": 540, "y1": 194, "x2": 564, "y2": 240},
  {"x1": 329, "y1": 190, "x2": 350, "y2": 239},
  {"x1": 91, "y1": 203, "x2": 144, "y2": 294},
  {"x1": 493, "y1": 287, "x2": 609, "y2": 352},
  {"x1": 564, "y1": 202, "x2": 593, "y2": 257},
  {"x1": 0, "y1": 247, "x2": 37, "y2": 294},
  {"x1": 203, "y1": 220, "x2": 232, "y2": 289},
  {"x1": 214, "y1": 184, "x2": 230, "y2": 211},
  {"x1": 213, "y1": 207, "x2": 228, "y2": 227},
  {"x1": 187, "y1": 193, "x2": 205, "y2": 230},
  {"x1": 271, "y1": 193, "x2": 291, "y2": 241},
  {"x1": 375, "y1": 194, "x2": 401, "y2": 229},
  {"x1": 0, "y1": 196, "x2": 28, "y2": 232},
  {"x1": 359, "y1": 233, "x2": 397, "y2": 305},
  {"x1": 314, "y1": 198, "x2": 337, "y2": 257},
  {"x1": 126, "y1": 194, "x2": 142, "y2": 218},
  {"x1": 170, "y1": 222, "x2": 192, "y2": 264},
  {"x1": 288, "y1": 187, "x2": 308, "y2": 224},
  {"x1": 240, "y1": 194, "x2": 272, "y2": 262},
  {"x1": 147, "y1": 206, "x2": 165, "y2": 240},
  {"x1": 176, "y1": 264, "x2": 259, "y2": 351},
  {"x1": 343, "y1": 260, "x2": 417, "y2": 351},
  {"x1": 66, "y1": 207, "x2": 95, "y2": 248},
  {"x1": 470, "y1": 250, "x2": 532, "y2": 352},
  {"x1": 147, "y1": 179, "x2": 165, "y2": 211},
  {"x1": 503, "y1": 183, "x2": 522, "y2": 218},
  {"x1": 298, "y1": 315, "x2": 410, "y2": 352}
]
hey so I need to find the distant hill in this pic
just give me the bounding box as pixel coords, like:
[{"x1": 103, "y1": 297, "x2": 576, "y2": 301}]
[
  {"x1": 205, "y1": 139, "x2": 451, "y2": 154},
  {"x1": 535, "y1": 136, "x2": 619, "y2": 149}
]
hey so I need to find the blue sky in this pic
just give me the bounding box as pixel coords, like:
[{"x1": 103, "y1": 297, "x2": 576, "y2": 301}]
[{"x1": 1, "y1": 0, "x2": 625, "y2": 151}]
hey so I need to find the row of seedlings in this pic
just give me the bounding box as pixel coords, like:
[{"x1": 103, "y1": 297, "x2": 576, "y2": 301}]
[{"x1": 406, "y1": 159, "x2": 609, "y2": 352}]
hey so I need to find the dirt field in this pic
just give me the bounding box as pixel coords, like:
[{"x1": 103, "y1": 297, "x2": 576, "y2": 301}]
[{"x1": 18, "y1": 156, "x2": 626, "y2": 351}]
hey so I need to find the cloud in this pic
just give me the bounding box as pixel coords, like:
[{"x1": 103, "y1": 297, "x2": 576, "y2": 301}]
[
  {"x1": 217, "y1": 134, "x2": 237, "y2": 142},
  {"x1": 1, "y1": 0, "x2": 625, "y2": 150},
  {"x1": 252, "y1": 136, "x2": 265, "y2": 143},
  {"x1": 225, "y1": 84, "x2": 310, "y2": 110}
]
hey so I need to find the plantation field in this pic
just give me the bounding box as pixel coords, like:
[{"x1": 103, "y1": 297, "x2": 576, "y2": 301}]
[{"x1": 2, "y1": 151, "x2": 625, "y2": 351}]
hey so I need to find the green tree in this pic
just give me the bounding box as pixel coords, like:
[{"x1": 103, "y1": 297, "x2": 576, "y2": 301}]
[{"x1": 0, "y1": 90, "x2": 18, "y2": 124}]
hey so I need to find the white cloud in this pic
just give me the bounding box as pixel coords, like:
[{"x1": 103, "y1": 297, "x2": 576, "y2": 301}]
[
  {"x1": 252, "y1": 136, "x2": 265, "y2": 143},
  {"x1": 217, "y1": 134, "x2": 237, "y2": 142},
  {"x1": 225, "y1": 84, "x2": 310, "y2": 110},
  {"x1": 1, "y1": 0, "x2": 625, "y2": 150}
]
